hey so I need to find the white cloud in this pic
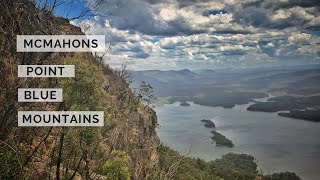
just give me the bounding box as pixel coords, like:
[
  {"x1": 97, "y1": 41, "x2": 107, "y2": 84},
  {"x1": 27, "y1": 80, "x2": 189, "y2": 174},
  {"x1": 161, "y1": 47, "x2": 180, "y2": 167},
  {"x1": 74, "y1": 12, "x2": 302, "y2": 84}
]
[
  {"x1": 271, "y1": 9, "x2": 291, "y2": 21},
  {"x1": 298, "y1": 44, "x2": 320, "y2": 55},
  {"x1": 309, "y1": 16, "x2": 320, "y2": 27},
  {"x1": 80, "y1": 0, "x2": 320, "y2": 70},
  {"x1": 219, "y1": 44, "x2": 256, "y2": 51},
  {"x1": 288, "y1": 32, "x2": 311, "y2": 44},
  {"x1": 266, "y1": 42, "x2": 275, "y2": 48},
  {"x1": 289, "y1": 6, "x2": 315, "y2": 21}
]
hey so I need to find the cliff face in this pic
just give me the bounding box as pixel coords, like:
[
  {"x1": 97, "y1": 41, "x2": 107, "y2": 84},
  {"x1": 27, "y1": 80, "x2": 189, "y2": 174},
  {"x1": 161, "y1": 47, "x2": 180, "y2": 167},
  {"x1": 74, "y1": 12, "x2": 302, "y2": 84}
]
[
  {"x1": 0, "y1": 0, "x2": 159, "y2": 179},
  {"x1": 99, "y1": 57, "x2": 160, "y2": 179},
  {"x1": 107, "y1": 106, "x2": 159, "y2": 178}
]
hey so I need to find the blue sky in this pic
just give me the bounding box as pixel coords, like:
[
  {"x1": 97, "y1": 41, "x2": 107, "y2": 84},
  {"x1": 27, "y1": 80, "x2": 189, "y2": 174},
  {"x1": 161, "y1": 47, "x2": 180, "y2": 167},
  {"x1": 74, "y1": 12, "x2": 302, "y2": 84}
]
[{"x1": 46, "y1": 0, "x2": 320, "y2": 70}]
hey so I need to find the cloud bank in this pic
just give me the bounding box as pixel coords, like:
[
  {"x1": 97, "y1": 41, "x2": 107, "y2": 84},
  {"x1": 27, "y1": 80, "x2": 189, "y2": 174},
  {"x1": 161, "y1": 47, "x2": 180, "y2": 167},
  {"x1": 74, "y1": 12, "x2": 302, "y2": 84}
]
[{"x1": 80, "y1": 0, "x2": 320, "y2": 70}]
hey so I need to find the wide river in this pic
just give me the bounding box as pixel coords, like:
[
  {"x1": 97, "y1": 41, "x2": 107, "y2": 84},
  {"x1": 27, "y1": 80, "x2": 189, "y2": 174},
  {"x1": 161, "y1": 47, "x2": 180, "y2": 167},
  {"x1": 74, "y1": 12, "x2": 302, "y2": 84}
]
[{"x1": 154, "y1": 100, "x2": 320, "y2": 180}]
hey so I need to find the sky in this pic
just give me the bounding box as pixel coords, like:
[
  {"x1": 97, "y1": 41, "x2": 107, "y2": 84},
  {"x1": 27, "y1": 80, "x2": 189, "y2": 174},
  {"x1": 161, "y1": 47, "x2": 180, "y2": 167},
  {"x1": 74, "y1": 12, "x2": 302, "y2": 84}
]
[{"x1": 53, "y1": 0, "x2": 320, "y2": 70}]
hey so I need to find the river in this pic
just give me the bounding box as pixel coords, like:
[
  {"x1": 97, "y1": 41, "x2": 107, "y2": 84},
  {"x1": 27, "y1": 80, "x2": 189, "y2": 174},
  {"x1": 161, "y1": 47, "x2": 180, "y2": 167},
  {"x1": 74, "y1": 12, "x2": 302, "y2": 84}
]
[{"x1": 154, "y1": 100, "x2": 320, "y2": 180}]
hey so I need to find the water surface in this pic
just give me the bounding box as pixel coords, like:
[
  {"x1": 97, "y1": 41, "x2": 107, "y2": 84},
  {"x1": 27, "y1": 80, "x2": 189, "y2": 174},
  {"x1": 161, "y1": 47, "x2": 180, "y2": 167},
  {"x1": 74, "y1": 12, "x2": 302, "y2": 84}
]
[{"x1": 155, "y1": 101, "x2": 320, "y2": 180}]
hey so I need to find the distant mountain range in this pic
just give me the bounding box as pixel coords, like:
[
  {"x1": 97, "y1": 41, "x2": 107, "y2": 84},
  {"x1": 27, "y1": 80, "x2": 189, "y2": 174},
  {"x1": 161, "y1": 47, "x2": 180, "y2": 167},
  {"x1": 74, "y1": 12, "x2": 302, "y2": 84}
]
[
  {"x1": 132, "y1": 66, "x2": 320, "y2": 111},
  {"x1": 133, "y1": 65, "x2": 320, "y2": 90},
  {"x1": 134, "y1": 69, "x2": 200, "y2": 83}
]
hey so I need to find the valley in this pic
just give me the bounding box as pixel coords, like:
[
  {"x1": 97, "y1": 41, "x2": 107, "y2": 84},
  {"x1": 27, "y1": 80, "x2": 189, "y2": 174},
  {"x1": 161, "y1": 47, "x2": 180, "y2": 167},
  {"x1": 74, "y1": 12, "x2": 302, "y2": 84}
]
[{"x1": 133, "y1": 66, "x2": 320, "y2": 121}]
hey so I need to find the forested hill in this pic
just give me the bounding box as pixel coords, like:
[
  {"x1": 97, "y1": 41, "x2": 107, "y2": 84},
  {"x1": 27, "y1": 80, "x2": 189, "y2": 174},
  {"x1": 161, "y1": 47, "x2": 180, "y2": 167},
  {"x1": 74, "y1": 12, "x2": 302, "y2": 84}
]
[
  {"x1": 0, "y1": 0, "x2": 301, "y2": 180},
  {"x1": 0, "y1": 0, "x2": 159, "y2": 179}
]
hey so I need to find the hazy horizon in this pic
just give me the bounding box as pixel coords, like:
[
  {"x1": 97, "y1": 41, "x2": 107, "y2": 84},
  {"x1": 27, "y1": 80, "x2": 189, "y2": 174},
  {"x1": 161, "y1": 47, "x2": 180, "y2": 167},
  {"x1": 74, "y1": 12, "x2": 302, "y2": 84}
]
[{"x1": 132, "y1": 63, "x2": 320, "y2": 71}]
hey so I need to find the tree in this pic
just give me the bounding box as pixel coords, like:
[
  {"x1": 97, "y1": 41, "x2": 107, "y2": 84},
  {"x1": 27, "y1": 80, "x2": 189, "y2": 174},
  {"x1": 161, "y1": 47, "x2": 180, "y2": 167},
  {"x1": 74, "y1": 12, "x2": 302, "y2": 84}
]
[
  {"x1": 58, "y1": 55, "x2": 108, "y2": 179},
  {"x1": 59, "y1": 56, "x2": 108, "y2": 111},
  {"x1": 34, "y1": 0, "x2": 105, "y2": 20},
  {"x1": 114, "y1": 64, "x2": 134, "y2": 84},
  {"x1": 102, "y1": 150, "x2": 131, "y2": 180},
  {"x1": 264, "y1": 172, "x2": 301, "y2": 180},
  {"x1": 138, "y1": 81, "x2": 156, "y2": 109}
]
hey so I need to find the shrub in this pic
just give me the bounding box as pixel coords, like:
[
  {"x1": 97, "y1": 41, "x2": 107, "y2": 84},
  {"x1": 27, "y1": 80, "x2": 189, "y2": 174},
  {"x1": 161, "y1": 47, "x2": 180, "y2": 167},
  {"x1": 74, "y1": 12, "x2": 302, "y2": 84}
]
[{"x1": 102, "y1": 150, "x2": 131, "y2": 180}]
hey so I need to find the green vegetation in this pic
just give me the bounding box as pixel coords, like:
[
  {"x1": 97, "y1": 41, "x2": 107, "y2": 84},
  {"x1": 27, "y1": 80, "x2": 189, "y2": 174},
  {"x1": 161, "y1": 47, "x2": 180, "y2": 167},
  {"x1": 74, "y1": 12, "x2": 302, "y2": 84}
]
[
  {"x1": 59, "y1": 56, "x2": 109, "y2": 111},
  {"x1": 192, "y1": 92, "x2": 267, "y2": 108},
  {"x1": 137, "y1": 81, "x2": 157, "y2": 108},
  {"x1": 156, "y1": 144, "x2": 257, "y2": 180},
  {"x1": 180, "y1": 102, "x2": 190, "y2": 106},
  {"x1": 248, "y1": 95, "x2": 320, "y2": 112},
  {"x1": 212, "y1": 153, "x2": 257, "y2": 180},
  {"x1": 201, "y1": 119, "x2": 216, "y2": 128},
  {"x1": 279, "y1": 109, "x2": 320, "y2": 122},
  {"x1": 264, "y1": 172, "x2": 301, "y2": 180},
  {"x1": 102, "y1": 150, "x2": 131, "y2": 180},
  {"x1": 0, "y1": 1, "x2": 159, "y2": 179},
  {"x1": 247, "y1": 95, "x2": 320, "y2": 121},
  {"x1": 156, "y1": 145, "x2": 301, "y2": 180},
  {"x1": 166, "y1": 92, "x2": 267, "y2": 108},
  {"x1": 0, "y1": 146, "x2": 23, "y2": 179},
  {"x1": 0, "y1": 48, "x2": 157, "y2": 179},
  {"x1": 211, "y1": 131, "x2": 234, "y2": 147}
]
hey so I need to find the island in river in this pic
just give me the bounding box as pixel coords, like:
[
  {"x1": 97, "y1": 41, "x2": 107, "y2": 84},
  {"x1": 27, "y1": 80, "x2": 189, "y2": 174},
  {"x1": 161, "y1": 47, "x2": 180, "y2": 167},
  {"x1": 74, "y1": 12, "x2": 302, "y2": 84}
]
[
  {"x1": 211, "y1": 130, "x2": 234, "y2": 147},
  {"x1": 180, "y1": 102, "x2": 191, "y2": 106},
  {"x1": 201, "y1": 119, "x2": 216, "y2": 128},
  {"x1": 247, "y1": 95, "x2": 320, "y2": 122}
]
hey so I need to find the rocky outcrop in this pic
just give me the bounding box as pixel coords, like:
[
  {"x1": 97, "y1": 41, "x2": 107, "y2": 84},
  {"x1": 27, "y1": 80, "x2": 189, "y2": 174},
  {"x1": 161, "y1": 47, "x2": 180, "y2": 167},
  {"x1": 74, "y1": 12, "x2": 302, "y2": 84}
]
[{"x1": 0, "y1": 0, "x2": 159, "y2": 179}]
